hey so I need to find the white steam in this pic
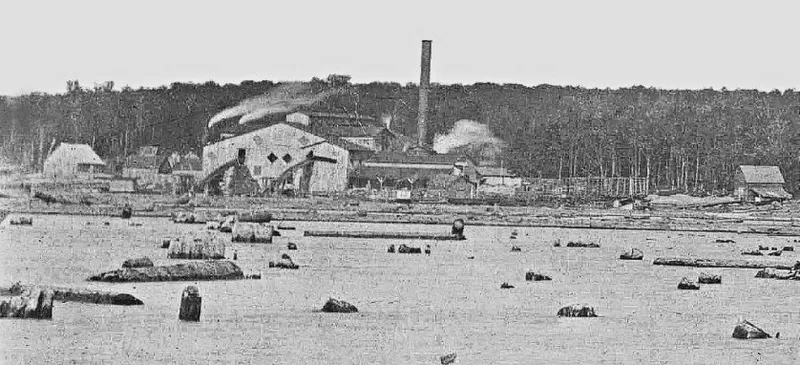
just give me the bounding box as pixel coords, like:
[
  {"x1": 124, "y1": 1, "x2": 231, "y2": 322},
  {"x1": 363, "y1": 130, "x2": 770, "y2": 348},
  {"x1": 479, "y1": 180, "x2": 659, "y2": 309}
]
[
  {"x1": 433, "y1": 119, "x2": 506, "y2": 160},
  {"x1": 207, "y1": 83, "x2": 339, "y2": 128}
]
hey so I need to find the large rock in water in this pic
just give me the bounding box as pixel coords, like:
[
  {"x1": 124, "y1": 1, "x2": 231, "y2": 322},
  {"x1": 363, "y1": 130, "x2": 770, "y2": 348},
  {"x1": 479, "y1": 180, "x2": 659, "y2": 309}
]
[
  {"x1": 619, "y1": 248, "x2": 644, "y2": 260},
  {"x1": 122, "y1": 257, "x2": 154, "y2": 268},
  {"x1": 231, "y1": 222, "x2": 273, "y2": 243},
  {"x1": 557, "y1": 304, "x2": 597, "y2": 317},
  {"x1": 732, "y1": 320, "x2": 771, "y2": 339},
  {"x1": 168, "y1": 233, "x2": 226, "y2": 259},
  {"x1": 269, "y1": 254, "x2": 299, "y2": 269},
  {"x1": 88, "y1": 260, "x2": 244, "y2": 282},
  {"x1": 698, "y1": 272, "x2": 722, "y2": 284},
  {"x1": 321, "y1": 298, "x2": 358, "y2": 313}
]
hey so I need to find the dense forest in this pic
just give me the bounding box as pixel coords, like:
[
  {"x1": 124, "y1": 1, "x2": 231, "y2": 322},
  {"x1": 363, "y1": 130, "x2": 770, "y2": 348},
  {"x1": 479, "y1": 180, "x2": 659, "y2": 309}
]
[{"x1": 1, "y1": 77, "x2": 799, "y2": 194}]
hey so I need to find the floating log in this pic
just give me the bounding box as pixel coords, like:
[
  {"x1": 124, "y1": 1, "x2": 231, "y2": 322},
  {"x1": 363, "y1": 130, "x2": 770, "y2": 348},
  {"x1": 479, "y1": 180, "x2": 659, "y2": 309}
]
[
  {"x1": 566, "y1": 241, "x2": 600, "y2": 248},
  {"x1": 238, "y1": 211, "x2": 272, "y2": 223},
  {"x1": 754, "y1": 268, "x2": 799, "y2": 280},
  {"x1": 7, "y1": 283, "x2": 143, "y2": 305},
  {"x1": 304, "y1": 230, "x2": 464, "y2": 241},
  {"x1": 741, "y1": 250, "x2": 763, "y2": 256},
  {"x1": 179, "y1": 286, "x2": 201, "y2": 322},
  {"x1": 321, "y1": 298, "x2": 358, "y2": 313},
  {"x1": 9, "y1": 216, "x2": 33, "y2": 225},
  {"x1": 652, "y1": 257, "x2": 797, "y2": 270},
  {"x1": 88, "y1": 260, "x2": 244, "y2": 282},
  {"x1": 168, "y1": 234, "x2": 225, "y2": 259},
  {"x1": 397, "y1": 244, "x2": 422, "y2": 254},
  {"x1": 277, "y1": 225, "x2": 296, "y2": 230},
  {"x1": 122, "y1": 257, "x2": 154, "y2": 268},
  {"x1": 698, "y1": 272, "x2": 722, "y2": 284}
]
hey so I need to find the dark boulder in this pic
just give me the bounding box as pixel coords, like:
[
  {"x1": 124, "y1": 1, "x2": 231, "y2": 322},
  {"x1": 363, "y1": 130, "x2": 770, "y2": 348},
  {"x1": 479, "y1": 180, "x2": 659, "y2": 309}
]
[
  {"x1": 160, "y1": 239, "x2": 171, "y2": 249},
  {"x1": 525, "y1": 272, "x2": 552, "y2": 281},
  {"x1": 619, "y1": 248, "x2": 644, "y2": 260},
  {"x1": 287, "y1": 242, "x2": 298, "y2": 250},
  {"x1": 424, "y1": 245, "x2": 431, "y2": 255},
  {"x1": 440, "y1": 353, "x2": 457, "y2": 365},
  {"x1": 557, "y1": 304, "x2": 597, "y2": 317},
  {"x1": 121, "y1": 205, "x2": 132, "y2": 219},
  {"x1": 768, "y1": 250, "x2": 782, "y2": 257},
  {"x1": 782, "y1": 246, "x2": 794, "y2": 252},
  {"x1": 510, "y1": 246, "x2": 522, "y2": 252},
  {"x1": 321, "y1": 298, "x2": 358, "y2": 313},
  {"x1": 698, "y1": 272, "x2": 722, "y2": 284},
  {"x1": 732, "y1": 320, "x2": 771, "y2": 339},
  {"x1": 387, "y1": 244, "x2": 395, "y2": 253},
  {"x1": 500, "y1": 282, "x2": 514, "y2": 289},
  {"x1": 269, "y1": 254, "x2": 299, "y2": 269},
  {"x1": 758, "y1": 245, "x2": 769, "y2": 250},
  {"x1": 397, "y1": 244, "x2": 422, "y2": 254},
  {"x1": 553, "y1": 240, "x2": 561, "y2": 247},
  {"x1": 678, "y1": 277, "x2": 699, "y2": 290},
  {"x1": 122, "y1": 257, "x2": 154, "y2": 269}
]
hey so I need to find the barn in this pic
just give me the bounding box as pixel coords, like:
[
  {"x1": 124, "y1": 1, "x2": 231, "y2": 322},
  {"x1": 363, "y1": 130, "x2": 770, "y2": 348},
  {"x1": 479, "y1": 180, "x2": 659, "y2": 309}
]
[
  {"x1": 202, "y1": 123, "x2": 349, "y2": 194},
  {"x1": 733, "y1": 165, "x2": 792, "y2": 202},
  {"x1": 42, "y1": 143, "x2": 105, "y2": 180}
]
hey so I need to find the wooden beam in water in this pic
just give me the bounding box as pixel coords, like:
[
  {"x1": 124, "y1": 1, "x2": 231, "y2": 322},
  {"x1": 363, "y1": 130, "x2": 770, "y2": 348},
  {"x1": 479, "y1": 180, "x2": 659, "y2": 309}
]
[
  {"x1": 304, "y1": 230, "x2": 464, "y2": 241},
  {"x1": 652, "y1": 257, "x2": 796, "y2": 270}
]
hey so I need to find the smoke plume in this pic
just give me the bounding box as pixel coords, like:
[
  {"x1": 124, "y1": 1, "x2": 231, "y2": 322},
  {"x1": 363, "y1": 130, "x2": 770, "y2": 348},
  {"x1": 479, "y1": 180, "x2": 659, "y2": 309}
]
[
  {"x1": 433, "y1": 119, "x2": 506, "y2": 161},
  {"x1": 207, "y1": 83, "x2": 339, "y2": 128}
]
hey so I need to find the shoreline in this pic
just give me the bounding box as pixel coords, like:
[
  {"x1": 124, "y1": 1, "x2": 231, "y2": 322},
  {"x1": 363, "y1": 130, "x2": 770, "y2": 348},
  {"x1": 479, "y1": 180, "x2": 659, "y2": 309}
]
[{"x1": 5, "y1": 204, "x2": 800, "y2": 236}]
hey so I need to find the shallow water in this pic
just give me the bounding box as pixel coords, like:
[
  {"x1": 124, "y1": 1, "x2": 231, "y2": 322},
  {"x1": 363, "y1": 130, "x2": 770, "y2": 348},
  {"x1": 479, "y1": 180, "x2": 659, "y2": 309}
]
[{"x1": 1, "y1": 214, "x2": 799, "y2": 364}]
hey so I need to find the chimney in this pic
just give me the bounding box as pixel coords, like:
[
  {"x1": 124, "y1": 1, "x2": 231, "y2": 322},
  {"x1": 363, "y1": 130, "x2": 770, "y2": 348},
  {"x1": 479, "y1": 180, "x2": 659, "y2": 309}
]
[{"x1": 417, "y1": 40, "x2": 432, "y2": 148}]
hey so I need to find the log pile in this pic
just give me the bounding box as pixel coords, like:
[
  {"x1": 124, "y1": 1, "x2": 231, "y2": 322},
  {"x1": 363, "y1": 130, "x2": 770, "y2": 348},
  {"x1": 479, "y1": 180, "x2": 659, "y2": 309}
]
[
  {"x1": 167, "y1": 234, "x2": 226, "y2": 259},
  {"x1": 231, "y1": 222, "x2": 273, "y2": 243},
  {"x1": 0, "y1": 286, "x2": 54, "y2": 319},
  {"x1": 88, "y1": 261, "x2": 244, "y2": 282}
]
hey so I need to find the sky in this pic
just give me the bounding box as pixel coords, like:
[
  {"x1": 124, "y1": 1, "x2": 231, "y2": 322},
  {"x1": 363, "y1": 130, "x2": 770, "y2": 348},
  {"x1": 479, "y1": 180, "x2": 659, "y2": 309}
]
[{"x1": 1, "y1": 0, "x2": 799, "y2": 95}]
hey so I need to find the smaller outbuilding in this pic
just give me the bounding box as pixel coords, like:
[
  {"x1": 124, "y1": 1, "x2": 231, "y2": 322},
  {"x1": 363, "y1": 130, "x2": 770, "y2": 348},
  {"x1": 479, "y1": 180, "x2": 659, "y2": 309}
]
[{"x1": 733, "y1": 165, "x2": 792, "y2": 202}]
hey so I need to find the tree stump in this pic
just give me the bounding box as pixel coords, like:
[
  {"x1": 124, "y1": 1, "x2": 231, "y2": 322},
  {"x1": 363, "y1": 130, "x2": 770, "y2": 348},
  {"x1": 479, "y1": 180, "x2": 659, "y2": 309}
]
[{"x1": 179, "y1": 286, "x2": 201, "y2": 321}]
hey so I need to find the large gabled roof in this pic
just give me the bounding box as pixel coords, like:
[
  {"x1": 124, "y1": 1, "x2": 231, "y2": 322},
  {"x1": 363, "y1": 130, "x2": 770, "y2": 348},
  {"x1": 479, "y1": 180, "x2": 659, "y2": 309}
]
[
  {"x1": 49, "y1": 143, "x2": 105, "y2": 165},
  {"x1": 739, "y1": 165, "x2": 785, "y2": 184}
]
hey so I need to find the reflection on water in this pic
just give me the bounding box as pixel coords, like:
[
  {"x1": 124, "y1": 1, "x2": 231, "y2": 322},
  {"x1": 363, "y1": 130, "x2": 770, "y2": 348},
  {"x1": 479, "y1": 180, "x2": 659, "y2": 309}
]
[{"x1": 1, "y1": 215, "x2": 798, "y2": 364}]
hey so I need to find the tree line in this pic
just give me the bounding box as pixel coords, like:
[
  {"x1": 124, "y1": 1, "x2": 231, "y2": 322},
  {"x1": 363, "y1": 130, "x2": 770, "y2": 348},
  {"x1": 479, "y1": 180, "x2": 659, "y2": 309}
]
[{"x1": 1, "y1": 78, "x2": 798, "y2": 194}]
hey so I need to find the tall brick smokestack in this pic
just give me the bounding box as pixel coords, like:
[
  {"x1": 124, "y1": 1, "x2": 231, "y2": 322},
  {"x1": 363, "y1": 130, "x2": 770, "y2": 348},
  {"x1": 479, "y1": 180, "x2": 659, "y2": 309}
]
[{"x1": 417, "y1": 40, "x2": 432, "y2": 148}]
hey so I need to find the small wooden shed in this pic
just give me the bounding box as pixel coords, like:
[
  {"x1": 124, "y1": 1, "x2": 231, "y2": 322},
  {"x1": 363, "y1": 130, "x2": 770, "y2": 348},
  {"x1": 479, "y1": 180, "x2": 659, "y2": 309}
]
[{"x1": 733, "y1": 165, "x2": 792, "y2": 202}]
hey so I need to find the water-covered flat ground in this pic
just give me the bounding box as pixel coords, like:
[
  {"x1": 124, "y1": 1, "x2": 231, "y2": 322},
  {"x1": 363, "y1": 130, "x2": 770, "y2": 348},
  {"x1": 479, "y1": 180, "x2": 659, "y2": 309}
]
[{"x1": 1, "y1": 214, "x2": 798, "y2": 364}]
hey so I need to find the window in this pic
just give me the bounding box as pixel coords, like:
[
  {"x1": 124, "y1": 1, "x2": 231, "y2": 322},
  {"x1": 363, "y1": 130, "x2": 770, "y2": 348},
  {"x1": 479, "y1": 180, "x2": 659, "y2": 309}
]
[
  {"x1": 283, "y1": 154, "x2": 292, "y2": 163},
  {"x1": 253, "y1": 165, "x2": 262, "y2": 176},
  {"x1": 267, "y1": 153, "x2": 278, "y2": 163}
]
